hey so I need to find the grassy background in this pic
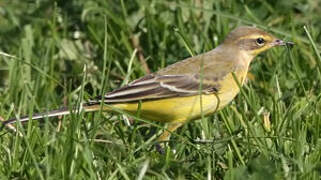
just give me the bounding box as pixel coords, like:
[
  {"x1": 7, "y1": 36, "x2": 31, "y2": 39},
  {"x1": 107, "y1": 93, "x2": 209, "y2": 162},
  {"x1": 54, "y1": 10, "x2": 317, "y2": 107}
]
[{"x1": 1, "y1": 0, "x2": 321, "y2": 179}]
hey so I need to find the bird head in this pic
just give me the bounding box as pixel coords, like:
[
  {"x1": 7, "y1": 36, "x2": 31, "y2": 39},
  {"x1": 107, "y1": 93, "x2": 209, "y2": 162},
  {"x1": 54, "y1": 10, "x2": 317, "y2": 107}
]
[{"x1": 223, "y1": 26, "x2": 293, "y2": 56}]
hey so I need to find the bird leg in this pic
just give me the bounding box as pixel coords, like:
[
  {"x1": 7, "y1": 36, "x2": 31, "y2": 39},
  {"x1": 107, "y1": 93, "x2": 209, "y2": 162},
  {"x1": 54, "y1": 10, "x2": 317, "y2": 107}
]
[{"x1": 156, "y1": 122, "x2": 183, "y2": 154}]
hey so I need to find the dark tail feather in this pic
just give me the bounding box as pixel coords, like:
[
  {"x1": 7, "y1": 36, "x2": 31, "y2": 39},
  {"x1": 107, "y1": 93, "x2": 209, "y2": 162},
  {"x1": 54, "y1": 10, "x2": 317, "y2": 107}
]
[
  {"x1": 2, "y1": 107, "x2": 71, "y2": 127},
  {"x1": 1, "y1": 101, "x2": 104, "y2": 130}
]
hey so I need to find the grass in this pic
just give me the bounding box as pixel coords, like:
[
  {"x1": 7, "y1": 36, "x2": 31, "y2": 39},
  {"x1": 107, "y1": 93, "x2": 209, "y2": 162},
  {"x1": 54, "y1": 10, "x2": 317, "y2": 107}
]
[{"x1": 1, "y1": 0, "x2": 321, "y2": 179}]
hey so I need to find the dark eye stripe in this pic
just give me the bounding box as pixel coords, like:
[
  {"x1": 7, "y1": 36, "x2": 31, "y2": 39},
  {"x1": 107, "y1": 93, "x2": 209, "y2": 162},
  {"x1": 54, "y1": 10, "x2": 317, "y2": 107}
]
[{"x1": 237, "y1": 39, "x2": 262, "y2": 50}]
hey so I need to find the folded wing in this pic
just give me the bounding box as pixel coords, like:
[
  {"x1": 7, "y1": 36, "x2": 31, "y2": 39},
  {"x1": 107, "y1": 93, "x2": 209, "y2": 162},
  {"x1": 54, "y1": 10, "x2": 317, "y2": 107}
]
[{"x1": 93, "y1": 74, "x2": 220, "y2": 103}]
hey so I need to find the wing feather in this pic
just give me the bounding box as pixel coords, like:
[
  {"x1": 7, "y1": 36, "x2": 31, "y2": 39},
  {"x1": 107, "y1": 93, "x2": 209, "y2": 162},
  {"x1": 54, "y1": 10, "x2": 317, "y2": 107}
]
[
  {"x1": 91, "y1": 50, "x2": 237, "y2": 103},
  {"x1": 93, "y1": 74, "x2": 220, "y2": 103}
]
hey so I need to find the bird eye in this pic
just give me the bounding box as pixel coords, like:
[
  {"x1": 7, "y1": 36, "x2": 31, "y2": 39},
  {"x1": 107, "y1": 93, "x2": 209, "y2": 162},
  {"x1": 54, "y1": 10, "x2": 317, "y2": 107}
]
[{"x1": 256, "y1": 38, "x2": 265, "y2": 45}]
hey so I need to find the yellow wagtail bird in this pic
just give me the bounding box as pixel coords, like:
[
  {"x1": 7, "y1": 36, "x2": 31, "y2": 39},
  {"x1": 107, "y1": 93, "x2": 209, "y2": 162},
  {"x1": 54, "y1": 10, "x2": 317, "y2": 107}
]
[{"x1": 2, "y1": 26, "x2": 293, "y2": 142}]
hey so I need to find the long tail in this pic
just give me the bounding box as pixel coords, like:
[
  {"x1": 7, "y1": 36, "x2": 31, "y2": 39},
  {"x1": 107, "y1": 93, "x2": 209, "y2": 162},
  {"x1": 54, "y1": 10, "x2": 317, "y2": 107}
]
[{"x1": 2, "y1": 103, "x2": 101, "y2": 127}]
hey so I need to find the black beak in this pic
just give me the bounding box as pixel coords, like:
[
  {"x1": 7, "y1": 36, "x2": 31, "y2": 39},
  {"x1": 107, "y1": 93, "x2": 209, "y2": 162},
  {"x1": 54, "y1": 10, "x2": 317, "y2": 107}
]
[{"x1": 272, "y1": 39, "x2": 295, "y2": 46}]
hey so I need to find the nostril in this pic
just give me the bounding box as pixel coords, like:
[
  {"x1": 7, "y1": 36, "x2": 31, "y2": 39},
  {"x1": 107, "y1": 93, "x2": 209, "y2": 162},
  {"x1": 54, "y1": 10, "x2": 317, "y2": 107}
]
[{"x1": 274, "y1": 39, "x2": 287, "y2": 46}]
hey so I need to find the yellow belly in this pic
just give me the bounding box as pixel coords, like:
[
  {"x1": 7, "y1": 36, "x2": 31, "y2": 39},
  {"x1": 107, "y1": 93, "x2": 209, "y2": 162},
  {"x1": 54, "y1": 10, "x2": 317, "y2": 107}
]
[
  {"x1": 112, "y1": 85, "x2": 239, "y2": 123},
  {"x1": 112, "y1": 95, "x2": 218, "y2": 123},
  {"x1": 107, "y1": 70, "x2": 247, "y2": 123}
]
